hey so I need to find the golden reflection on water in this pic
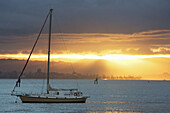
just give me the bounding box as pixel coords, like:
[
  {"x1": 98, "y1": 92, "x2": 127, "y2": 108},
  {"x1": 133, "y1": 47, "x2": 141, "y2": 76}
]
[
  {"x1": 86, "y1": 101, "x2": 141, "y2": 113},
  {"x1": 86, "y1": 107, "x2": 140, "y2": 113}
]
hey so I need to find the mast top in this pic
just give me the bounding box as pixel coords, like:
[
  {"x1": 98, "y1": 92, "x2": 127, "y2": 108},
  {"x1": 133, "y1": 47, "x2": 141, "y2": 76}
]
[{"x1": 50, "y1": 9, "x2": 53, "y2": 12}]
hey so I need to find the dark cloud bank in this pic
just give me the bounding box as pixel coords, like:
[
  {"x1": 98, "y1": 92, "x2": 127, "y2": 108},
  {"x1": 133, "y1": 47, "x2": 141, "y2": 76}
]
[
  {"x1": 0, "y1": 0, "x2": 170, "y2": 55},
  {"x1": 0, "y1": 0, "x2": 170, "y2": 36}
]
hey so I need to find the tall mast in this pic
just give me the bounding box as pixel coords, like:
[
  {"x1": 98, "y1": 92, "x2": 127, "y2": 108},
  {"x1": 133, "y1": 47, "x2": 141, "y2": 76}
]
[{"x1": 47, "y1": 9, "x2": 53, "y2": 94}]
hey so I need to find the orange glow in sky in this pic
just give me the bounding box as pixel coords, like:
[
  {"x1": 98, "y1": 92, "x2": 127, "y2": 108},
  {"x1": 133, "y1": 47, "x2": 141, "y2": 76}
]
[
  {"x1": 1, "y1": 29, "x2": 170, "y2": 80},
  {"x1": 1, "y1": 53, "x2": 170, "y2": 80},
  {"x1": 1, "y1": 53, "x2": 170, "y2": 61}
]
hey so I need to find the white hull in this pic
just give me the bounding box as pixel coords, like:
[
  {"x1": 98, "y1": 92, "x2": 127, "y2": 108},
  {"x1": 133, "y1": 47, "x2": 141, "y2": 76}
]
[{"x1": 19, "y1": 95, "x2": 88, "y2": 103}]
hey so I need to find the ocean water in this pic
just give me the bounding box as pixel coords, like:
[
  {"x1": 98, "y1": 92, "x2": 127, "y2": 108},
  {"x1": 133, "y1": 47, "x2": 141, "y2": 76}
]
[{"x1": 0, "y1": 79, "x2": 170, "y2": 113}]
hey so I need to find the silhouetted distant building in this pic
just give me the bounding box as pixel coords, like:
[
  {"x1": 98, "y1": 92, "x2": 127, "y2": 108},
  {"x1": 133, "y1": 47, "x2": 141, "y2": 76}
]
[{"x1": 37, "y1": 68, "x2": 42, "y2": 73}]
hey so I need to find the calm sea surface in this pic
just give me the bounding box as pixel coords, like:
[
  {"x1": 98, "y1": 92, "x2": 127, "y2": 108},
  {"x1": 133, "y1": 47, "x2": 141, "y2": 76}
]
[{"x1": 0, "y1": 79, "x2": 170, "y2": 113}]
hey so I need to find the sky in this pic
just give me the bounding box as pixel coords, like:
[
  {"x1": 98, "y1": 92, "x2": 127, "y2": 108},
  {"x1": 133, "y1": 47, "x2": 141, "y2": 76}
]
[{"x1": 0, "y1": 0, "x2": 170, "y2": 80}]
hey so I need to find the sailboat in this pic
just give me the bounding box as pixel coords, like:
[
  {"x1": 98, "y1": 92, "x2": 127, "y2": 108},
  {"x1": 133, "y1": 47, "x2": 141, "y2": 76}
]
[{"x1": 11, "y1": 9, "x2": 89, "y2": 103}]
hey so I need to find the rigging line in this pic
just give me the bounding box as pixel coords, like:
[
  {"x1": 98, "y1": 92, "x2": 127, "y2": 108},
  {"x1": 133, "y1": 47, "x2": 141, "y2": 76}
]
[
  {"x1": 42, "y1": 47, "x2": 48, "y2": 93},
  {"x1": 53, "y1": 12, "x2": 76, "y2": 73},
  {"x1": 12, "y1": 11, "x2": 50, "y2": 92},
  {"x1": 51, "y1": 62, "x2": 54, "y2": 86},
  {"x1": 53, "y1": 13, "x2": 79, "y2": 90},
  {"x1": 59, "y1": 34, "x2": 75, "y2": 72},
  {"x1": 41, "y1": 65, "x2": 46, "y2": 94}
]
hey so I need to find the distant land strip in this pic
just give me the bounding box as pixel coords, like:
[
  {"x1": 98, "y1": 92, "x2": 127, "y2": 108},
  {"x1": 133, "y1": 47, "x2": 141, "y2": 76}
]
[{"x1": 0, "y1": 71, "x2": 141, "y2": 80}]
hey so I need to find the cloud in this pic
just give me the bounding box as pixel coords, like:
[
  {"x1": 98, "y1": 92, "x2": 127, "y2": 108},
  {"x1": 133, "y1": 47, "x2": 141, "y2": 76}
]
[
  {"x1": 150, "y1": 47, "x2": 170, "y2": 54},
  {"x1": 1, "y1": 29, "x2": 170, "y2": 55},
  {"x1": 0, "y1": 0, "x2": 170, "y2": 36},
  {"x1": 1, "y1": 1, "x2": 170, "y2": 55},
  {"x1": 132, "y1": 30, "x2": 170, "y2": 39}
]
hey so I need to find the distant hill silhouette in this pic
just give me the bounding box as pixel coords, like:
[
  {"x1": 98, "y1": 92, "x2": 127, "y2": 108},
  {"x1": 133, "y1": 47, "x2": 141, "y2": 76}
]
[{"x1": 0, "y1": 59, "x2": 142, "y2": 80}]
